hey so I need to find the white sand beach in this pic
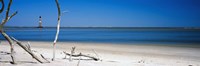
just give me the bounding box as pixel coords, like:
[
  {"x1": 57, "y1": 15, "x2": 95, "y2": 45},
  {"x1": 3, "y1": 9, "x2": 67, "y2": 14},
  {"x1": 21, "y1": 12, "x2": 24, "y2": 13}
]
[{"x1": 0, "y1": 41, "x2": 200, "y2": 66}]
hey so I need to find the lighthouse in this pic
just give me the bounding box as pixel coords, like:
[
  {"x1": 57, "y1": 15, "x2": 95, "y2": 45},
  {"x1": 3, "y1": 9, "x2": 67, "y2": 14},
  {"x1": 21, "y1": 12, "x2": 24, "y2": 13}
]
[{"x1": 38, "y1": 16, "x2": 43, "y2": 28}]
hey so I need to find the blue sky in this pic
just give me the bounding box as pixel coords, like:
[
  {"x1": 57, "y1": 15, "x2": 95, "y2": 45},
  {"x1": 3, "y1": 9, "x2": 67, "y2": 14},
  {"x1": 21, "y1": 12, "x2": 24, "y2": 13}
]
[{"x1": 2, "y1": 0, "x2": 200, "y2": 27}]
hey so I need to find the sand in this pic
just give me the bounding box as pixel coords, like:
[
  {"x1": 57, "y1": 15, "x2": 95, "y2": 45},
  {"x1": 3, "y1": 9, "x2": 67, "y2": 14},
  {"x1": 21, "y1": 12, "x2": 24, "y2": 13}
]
[{"x1": 0, "y1": 41, "x2": 200, "y2": 66}]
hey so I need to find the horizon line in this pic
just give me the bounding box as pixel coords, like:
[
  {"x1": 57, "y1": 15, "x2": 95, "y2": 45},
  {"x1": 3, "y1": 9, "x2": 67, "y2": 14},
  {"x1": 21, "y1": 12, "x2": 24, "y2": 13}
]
[{"x1": 4, "y1": 26, "x2": 200, "y2": 29}]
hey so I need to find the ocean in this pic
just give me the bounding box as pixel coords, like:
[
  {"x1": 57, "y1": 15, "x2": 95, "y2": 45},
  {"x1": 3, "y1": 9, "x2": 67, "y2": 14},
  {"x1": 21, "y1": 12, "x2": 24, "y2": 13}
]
[{"x1": 1, "y1": 27, "x2": 200, "y2": 44}]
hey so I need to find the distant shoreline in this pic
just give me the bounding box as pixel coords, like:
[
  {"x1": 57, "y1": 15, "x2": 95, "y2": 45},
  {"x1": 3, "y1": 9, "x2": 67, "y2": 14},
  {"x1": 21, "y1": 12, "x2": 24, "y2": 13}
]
[{"x1": 4, "y1": 26, "x2": 200, "y2": 30}]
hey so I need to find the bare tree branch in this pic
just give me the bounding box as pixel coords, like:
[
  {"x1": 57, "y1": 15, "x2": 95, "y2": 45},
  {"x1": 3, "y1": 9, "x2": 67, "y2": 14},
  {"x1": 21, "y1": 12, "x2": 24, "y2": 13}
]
[
  {"x1": 0, "y1": 0, "x2": 4, "y2": 13},
  {"x1": 40, "y1": 54, "x2": 50, "y2": 63},
  {"x1": 11, "y1": 37, "x2": 44, "y2": 63},
  {"x1": 5, "y1": 0, "x2": 12, "y2": 20},
  {"x1": 69, "y1": 46, "x2": 76, "y2": 61},
  {"x1": 1, "y1": 11, "x2": 17, "y2": 26},
  {"x1": 0, "y1": 0, "x2": 17, "y2": 64},
  {"x1": 92, "y1": 49, "x2": 101, "y2": 60},
  {"x1": 1, "y1": 31, "x2": 16, "y2": 64},
  {"x1": 77, "y1": 54, "x2": 81, "y2": 66},
  {"x1": 1, "y1": 0, "x2": 17, "y2": 26},
  {"x1": 25, "y1": 41, "x2": 31, "y2": 51},
  {"x1": 52, "y1": 0, "x2": 61, "y2": 61},
  {"x1": 55, "y1": 0, "x2": 61, "y2": 17},
  {"x1": 9, "y1": 11, "x2": 17, "y2": 20}
]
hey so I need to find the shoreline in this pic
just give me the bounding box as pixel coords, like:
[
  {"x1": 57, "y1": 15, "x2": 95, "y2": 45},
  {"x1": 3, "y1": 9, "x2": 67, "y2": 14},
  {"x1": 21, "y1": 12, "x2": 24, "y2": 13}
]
[
  {"x1": 2, "y1": 40, "x2": 200, "y2": 48},
  {"x1": 1, "y1": 41, "x2": 200, "y2": 66}
]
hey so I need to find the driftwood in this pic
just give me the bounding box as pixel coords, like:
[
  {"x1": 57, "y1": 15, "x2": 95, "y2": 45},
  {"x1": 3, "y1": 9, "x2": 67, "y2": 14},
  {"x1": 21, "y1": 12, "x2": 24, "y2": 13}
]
[
  {"x1": 40, "y1": 54, "x2": 50, "y2": 63},
  {"x1": 52, "y1": 0, "x2": 61, "y2": 61},
  {"x1": 92, "y1": 49, "x2": 101, "y2": 60},
  {"x1": 63, "y1": 51, "x2": 99, "y2": 61},
  {"x1": 69, "y1": 46, "x2": 76, "y2": 61},
  {"x1": 1, "y1": 32, "x2": 16, "y2": 64},
  {"x1": 27, "y1": 42, "x2": 50, "y2": 63},
  {"x1": 0, "y1": 0, "x2": 17, "y2": 64},
  {"x1": 26, "y1": 41, "x2": 31, "y2": 51},
  {"x1": 11, "y1": 37, "x2": 44, "y2": 63},
  {"x1": 77, "y1": 55, "x2": 81, "y2": 66}
]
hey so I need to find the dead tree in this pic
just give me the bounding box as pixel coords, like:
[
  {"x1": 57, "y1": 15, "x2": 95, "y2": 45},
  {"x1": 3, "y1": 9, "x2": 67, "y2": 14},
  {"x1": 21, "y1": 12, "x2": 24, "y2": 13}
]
[
  {"x1": 0, "y1": 0, "x2": 17, "y2": 64},
  {"x1": 11, "y1": 37, "x2": 44, "y2": 63},
  {"x1": 52, "y1": 0, "x2": 61, "y2": 61}
]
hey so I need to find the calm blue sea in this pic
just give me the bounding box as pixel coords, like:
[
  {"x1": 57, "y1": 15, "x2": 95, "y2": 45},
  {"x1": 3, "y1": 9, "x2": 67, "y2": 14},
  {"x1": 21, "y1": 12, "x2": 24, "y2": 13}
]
[{"x1": 1, "y1": 27, "x2": 200, "y2": 44}]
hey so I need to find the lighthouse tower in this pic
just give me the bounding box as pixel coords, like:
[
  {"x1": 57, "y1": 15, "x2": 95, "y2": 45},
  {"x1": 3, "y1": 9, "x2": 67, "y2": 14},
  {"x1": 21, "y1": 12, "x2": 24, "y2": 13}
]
[{"x1": 38, "y1": 16, "x2": 43, "y2": 28}]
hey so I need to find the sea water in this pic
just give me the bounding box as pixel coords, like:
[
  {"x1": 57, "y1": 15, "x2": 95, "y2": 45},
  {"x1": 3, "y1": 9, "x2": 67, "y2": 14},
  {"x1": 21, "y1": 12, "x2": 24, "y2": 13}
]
[{"x1": 1, "y1": 27, "x2": 200, "y2": 44}]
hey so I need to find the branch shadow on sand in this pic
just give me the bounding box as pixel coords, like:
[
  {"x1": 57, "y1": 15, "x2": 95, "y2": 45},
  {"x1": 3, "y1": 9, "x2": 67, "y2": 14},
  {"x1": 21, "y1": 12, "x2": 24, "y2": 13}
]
[
  {"x1": 0, "y1": 60, "x2": 37, "y2": 64},
  {"x1": 0, "y1": 51, "x2": 11, "y2": 55}
]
